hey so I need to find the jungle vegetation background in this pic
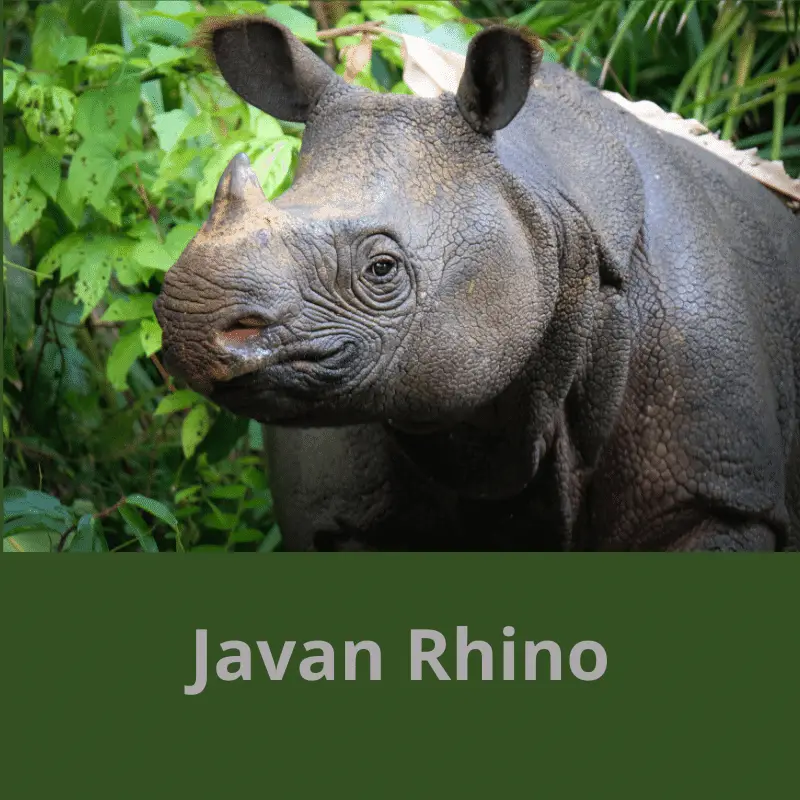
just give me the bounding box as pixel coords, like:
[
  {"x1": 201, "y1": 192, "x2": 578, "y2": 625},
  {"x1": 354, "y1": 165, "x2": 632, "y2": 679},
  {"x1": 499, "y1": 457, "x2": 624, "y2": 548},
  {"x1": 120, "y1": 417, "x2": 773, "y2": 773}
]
[{"x1": 3, "y1": 0, "x2": 799, "y2": 553}]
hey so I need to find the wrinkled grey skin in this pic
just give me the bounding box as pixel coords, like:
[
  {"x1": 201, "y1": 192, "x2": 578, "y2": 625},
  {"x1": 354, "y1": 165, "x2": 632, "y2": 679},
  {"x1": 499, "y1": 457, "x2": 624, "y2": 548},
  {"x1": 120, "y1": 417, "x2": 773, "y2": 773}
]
[{"x1": 154, "y1": 19, "x2": 800, "y2": 551}]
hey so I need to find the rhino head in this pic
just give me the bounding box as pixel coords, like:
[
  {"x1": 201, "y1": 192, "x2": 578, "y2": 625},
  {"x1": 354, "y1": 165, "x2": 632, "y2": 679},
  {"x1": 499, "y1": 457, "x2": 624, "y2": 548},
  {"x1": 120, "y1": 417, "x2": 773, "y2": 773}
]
[{"x1": 154, "y1": 18, "x2": 549, "y2": 430}]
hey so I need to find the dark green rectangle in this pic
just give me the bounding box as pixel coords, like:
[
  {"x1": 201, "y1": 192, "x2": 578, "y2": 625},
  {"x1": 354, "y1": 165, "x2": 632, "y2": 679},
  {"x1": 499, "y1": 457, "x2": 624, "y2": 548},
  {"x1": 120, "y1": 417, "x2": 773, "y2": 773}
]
[{"x1": 2, "y1": 555, "x2": 796, "y2": 796}]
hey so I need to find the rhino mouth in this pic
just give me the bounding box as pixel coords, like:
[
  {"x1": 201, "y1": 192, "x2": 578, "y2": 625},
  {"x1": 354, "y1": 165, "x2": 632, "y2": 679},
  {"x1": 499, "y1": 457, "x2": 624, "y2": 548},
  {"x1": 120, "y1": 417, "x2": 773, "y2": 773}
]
[{"x1": 210, "y1": 331, "x2": 360, "y2": 398}]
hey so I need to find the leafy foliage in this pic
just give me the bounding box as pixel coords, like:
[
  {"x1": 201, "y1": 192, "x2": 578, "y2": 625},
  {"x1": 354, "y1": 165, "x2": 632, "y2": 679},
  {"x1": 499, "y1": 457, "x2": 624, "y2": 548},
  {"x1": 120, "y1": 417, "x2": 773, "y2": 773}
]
[{"x1": 3, "y1": 0, "x2": 798, "y2": 552}]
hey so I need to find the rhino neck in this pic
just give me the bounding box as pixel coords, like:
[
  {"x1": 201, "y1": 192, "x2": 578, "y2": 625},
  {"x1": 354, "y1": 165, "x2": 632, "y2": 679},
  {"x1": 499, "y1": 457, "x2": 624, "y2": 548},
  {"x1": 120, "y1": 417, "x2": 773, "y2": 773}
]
[{"x1": 389, "y1": 178, "x2": 624, "y2": 507}]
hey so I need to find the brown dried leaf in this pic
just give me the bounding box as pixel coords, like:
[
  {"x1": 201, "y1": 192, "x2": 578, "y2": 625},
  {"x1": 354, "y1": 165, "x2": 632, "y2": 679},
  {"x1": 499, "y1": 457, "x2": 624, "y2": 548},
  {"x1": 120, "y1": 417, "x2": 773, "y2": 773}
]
[
  {"x1": 342, "y1": 34, "x2": 374, "y2": 84},
  {"x1": 601, "y1": 92, "x2": 800, "y2": 202}
]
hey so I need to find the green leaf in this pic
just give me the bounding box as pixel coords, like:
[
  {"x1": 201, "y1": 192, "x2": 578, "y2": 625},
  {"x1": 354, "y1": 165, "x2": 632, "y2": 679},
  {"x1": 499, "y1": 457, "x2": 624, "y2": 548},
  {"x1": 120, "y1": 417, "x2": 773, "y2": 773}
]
[
  {"x1": 68, "y1": 514, "x2": 97, "y2": 552},
  {"x1": 74, "y1": 80, "x2": 140, "y2": 151},
  {"x1": 3, "y1": 487, "x2": 69, "y2": 520},
  {"x1": 127, "y1": 494, "x2": 179, "y2": 531},
  {"x1": 3, "y1": 531, "x2": 60, "y2": 553},
  {"x1": 67, "y1": 141, "x2": 119, "y2": 210},
  {"x1": 107, "y1": 331, "x2": 144, "y2": 390},
  {"x1": 74, "y1": 252, "x2": 112, "y2": 319},
  {"x1": 17, "y1": 84, "x2": 76, "y2": 145},
  {"x1": 153, "y1": 108, "x2": 191, "y2": 152},
  {"x1": 118, "y1": 505, "x2": 159, "y2": 552},
  {"x1": 139, "y1": 318, "x2": 162, "y2": 357},
  {"x1": 32, "y1": 3, "x2": 67, "y2": 74},
  {"x1": 101, "y1": 293, "x2": 156, "y2": 322},
  {"x1": 148, "y1": 43, "x2": 189, "y2": 68},
  {"x1": 200, "y1": 511, "x2": 238, "y2": 530},
  {"x1": 154, "y1": 389, "x2": 202, "y2": 415},
  {"x1": 131, "y1": 237, "x2": 174, "y2": 272},
  {"x1": 182, "y1": 403, "x2": 211, "y2": 459},
  {"x1": 3, "y1": 147, "x2": 32, "y2": 223},
  {"x1": 153, "y1": 0, "x2": 193, "y2": 14},
  {"x1": 249, "y1": 107, "x2": 284, "y2": 145},
  {"x1": 4, "y1": 515, "x2": 69, "y2": 537},
  {"x1": 194, "y1": 141, "x2": 247, "y2": 210},
  {"x1": 257, "y1": 523, "x2": 282, "y2": 552},
  {"x1": 54, "y1": 35, "x2": 87, "y2": 65},
  {"x1": 208, "y1": 484, "x2": 247, "y2": 500},
  {"x1": 55, "y1": 180, "x2": 85, "y2": 228},
  {"x1": 230, "y1": 527, "x2": 264, "y2": 544},
  {"x1": 24, "y1": 148, "x2": 61, "y2": 199},
  {"x1": 248, "y1": 419, "x2": 263, "y2": 450},
  {"x1": 3, "y1": 69, "x2": 20, "y2": 103},
  {"x1": 7, "y1": 183, "x2": 47, "y2": 244},
  {"x1": 4, "y1": 259, "x2": 35, "y2": 346},
  {"x1": 252, "y1": 139, "x2": 294, "y2": 199},
  {"x1": 165, "y1": 223, "x2": 199, "y2": 257},
  {"x1": 265, "y1": 4, "x2": 324, "y2": 45},
  {"x1": 37, "y1": 233, "x2": 87, "y2": 280}
]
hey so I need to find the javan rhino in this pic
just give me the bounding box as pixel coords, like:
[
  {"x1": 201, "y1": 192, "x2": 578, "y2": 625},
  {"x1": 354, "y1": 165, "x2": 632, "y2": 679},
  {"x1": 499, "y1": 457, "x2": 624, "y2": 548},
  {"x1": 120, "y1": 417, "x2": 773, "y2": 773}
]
[{"x1": 154, "y1": 18, "x2": 800, "y2": 551}]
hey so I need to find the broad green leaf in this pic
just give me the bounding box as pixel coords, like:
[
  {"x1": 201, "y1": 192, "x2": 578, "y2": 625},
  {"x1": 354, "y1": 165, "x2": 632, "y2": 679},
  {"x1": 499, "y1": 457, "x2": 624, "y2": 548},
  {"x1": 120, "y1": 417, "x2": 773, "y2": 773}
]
[
  {"x1": 139, "y1": 318, "x2": 162, "y2": 357},
  {"x1": 119, "y1": 505, "x2": 159, "y2": 552},
  {"x1": 68, "y1": 514, "x2": 96, "y2": 552},
  {"x1": 3, "y1": 147, "x2": 32, "y2": 223},
  {"x1": 154, "y1": 389, "x2": 201, "y2": 415},
  {"x1": 249, "y1": 107, "x2": 284, "y2": 145},
  {"x1": 208, "y1": 484, "x2": 247, "y2": 500},
  {"x1": 17, "y1": 84, "x2": 76, "y2": 145},
  {"x1": 3, "y1": 487, "x2": 69, "y2": 520},
  {"x1": 24, "y1": 148, "x2": 61, "y2": 199},
  {"x1": 74, "y1": 80, "x2": 140, "y2": 151},
  {"x1": 148, "y1": 43, "x2": 188, "y2": 68},
  {"x1": 137, "y1": 15, "x2": 190, "y2": 45},
  {"x1": 55, "y1": 180, "x2": 85, "y2": 228},
  {"x1": 97, "y1": 196, "x2": 123, "y2": 226},
  {"x1": 32, "y1": 3, "x2": 67, "y2": 74},
  {"x1": 106, "y1": 330, "x2": 144, "y2": 390},
  {"x1": 37, "y1": 233, "x2": 88, "y2": 279},
  {"x1": 257, "y1": 523, "x2": 282, "y2": 552},
  {"x1": 153, "y1": 0, "x2": 193, "y2": 15},
  {"x1": 54, "y1": 35, "x2": 87, "y2": 65},
  {"x1": 127, "y1": 493, "x2": 179, "y2": 531},
  {"x1": 174, "y1": 485, "x2": 201, "y2": 504},
  {"x1": 74, "y1": 253, "x2": 112, "y2": 319},
  {"x1": 153, "y1": 108, "x2": 191, "y2": 152},
  {"x1": 165, "y1": 223, "x2": 199, "y2": 257},
  {"x1": 252, "y1": 139, "x2": 294, "y2": 199},
  {"x1": 182, "y1": 403, "x2": 211, "y2": 458},
  {"x1": 3, "y1": 69, "x2": 19, "y2": 103},
  {"x1": 194, "y1": 141, "x2": 248, "y2": 210},
  {"x1": 4, "y1": 260, "x2": 35, "y2": 346},
  {"x1": 200, "y1": 511, "x2": 238, "y2": 530},
  {"x1": 248, "y1": 418, "x2": 263, "y2": 450},
  {"x1": 230, "y1": 527, "x2": 265, "y2": 544},
  {"x1": 67, "y1": 141, "x2": 118, "y2": 209},
  {"x1": 265, "y1": 4, "x2": 324, "y2": 45},
  {"x1": 3, "y1": 531, "x2": 60, "y2": 553},
  {"x1": 131, "y1": 237, "x2": 174, "y2": 272},
  {"x1": 7, "y1": 183, "x2": 47, "y2": 244},
  {"x1": 4, "y1": 515, "x2": 70, "y2": 536},
  {"x1": 101, "y1": 293, "x2": 156, "y2": 322}
]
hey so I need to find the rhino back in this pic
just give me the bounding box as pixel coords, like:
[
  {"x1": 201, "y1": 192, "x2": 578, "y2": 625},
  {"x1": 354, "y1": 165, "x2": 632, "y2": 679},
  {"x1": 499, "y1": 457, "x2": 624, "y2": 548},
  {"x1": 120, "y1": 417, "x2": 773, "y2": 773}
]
[{"x1": 497, "y1": 62, "x2": 800, "y2": 547}]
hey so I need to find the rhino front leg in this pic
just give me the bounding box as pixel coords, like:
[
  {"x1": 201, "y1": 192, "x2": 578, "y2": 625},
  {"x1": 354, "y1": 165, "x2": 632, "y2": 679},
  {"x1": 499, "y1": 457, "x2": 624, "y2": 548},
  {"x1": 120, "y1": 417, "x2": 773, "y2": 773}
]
[{"x1": 668, "y1": 517, "x2": 777, "y2": 551}]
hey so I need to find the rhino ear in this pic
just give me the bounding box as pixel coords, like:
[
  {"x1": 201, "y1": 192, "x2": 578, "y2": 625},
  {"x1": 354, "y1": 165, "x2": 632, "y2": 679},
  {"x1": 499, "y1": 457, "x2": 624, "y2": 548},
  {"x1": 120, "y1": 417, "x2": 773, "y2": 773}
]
[
  {"x1": 203, "y1": 17, "x2": 344, "y2": 122},
  {"x1": 456, "y1": 27, "x2": 542, "y2": 135}
]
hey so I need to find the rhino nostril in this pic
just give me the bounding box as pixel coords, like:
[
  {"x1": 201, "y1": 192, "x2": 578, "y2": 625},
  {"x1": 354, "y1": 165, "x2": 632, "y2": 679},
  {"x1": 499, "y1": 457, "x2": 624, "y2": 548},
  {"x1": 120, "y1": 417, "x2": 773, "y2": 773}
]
[
  {"x1": 217, "y1": 315, "x2": 272, "y2": 347},
  {"x1": 233, "y1": 315, "x2": 270, "y2": 329}
]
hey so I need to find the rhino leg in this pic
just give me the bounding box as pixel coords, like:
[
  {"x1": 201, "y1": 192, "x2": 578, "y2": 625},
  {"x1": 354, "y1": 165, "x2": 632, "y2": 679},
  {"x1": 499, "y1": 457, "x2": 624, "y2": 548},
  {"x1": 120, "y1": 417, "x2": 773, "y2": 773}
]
[
  {"x1": 265, "y1": 424, "x2": 456, "y2": 551},
  {"x1": 668, "y1": 518, "x2": 777, "y2": 552}
]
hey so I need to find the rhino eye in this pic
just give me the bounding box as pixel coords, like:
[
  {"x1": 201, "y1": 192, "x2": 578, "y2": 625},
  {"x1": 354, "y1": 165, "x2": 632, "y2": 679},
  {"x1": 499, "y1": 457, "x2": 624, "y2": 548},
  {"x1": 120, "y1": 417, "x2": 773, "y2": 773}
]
[{"x1": 365, "y1": 256, "x2": 397, "y2": 281}]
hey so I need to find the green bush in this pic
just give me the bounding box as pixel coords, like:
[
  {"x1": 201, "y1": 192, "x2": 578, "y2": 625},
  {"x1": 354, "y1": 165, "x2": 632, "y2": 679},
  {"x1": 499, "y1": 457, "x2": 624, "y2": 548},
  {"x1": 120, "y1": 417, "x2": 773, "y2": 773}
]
[{"x1": 3, "y1": 0, "x2": 798, "y2": 552}]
